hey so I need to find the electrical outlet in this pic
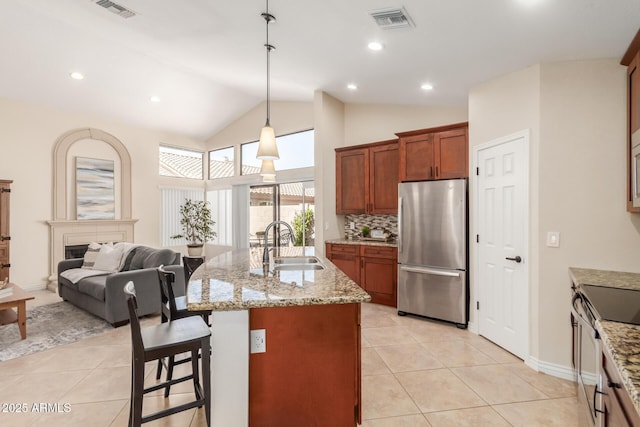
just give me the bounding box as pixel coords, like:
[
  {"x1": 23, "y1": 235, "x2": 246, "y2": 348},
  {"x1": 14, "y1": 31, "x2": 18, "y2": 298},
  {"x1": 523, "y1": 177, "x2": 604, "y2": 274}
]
[
  {"x1": 250, "y1": 329, "x2": 266, "y2": 353},
  {"x1": 349, "y1": 221, "x2": 355, "y2": 230},
  {"x1": 547, "y1": 231, "x2": 560, "y2": 248}
]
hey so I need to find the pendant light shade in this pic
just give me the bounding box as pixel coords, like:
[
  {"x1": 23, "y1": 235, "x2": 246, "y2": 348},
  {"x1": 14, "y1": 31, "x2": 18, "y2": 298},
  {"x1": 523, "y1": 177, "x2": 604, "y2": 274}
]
[
  {"x1": 260, "y1": 159, "x2": 276, "y2": 182},
  {"x1": 256, "y1": 1, "x2": 279, "y2": 160},
  {"x1": 257, "y1": 123, "x2": 278, "y2": 160}
]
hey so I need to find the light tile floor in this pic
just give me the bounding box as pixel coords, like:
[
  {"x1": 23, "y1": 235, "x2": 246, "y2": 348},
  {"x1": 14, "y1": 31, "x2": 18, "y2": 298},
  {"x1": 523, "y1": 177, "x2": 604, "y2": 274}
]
[{"x1": 0, "y1": 290, "x2": 578, "y2": 426}]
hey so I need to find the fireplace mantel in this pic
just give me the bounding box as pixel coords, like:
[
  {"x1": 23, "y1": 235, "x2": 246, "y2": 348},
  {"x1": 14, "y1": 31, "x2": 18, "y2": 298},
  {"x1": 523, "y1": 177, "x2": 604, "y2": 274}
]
[{"x1": 47, "y1": 219, "x2": 138, "y2": 283}]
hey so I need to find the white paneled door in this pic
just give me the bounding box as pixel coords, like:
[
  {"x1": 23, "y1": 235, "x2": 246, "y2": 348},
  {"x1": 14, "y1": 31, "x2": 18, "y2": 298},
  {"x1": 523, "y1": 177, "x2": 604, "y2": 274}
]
[{"x1": 476, "y1": 131, "x2": 529, "y2": 360}]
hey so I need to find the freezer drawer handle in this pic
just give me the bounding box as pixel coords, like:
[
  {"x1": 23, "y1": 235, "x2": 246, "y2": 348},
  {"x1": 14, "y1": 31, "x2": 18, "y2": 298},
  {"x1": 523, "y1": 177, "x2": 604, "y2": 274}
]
[
  {"x1": 505, "y1": 256, "x2": 522, "y2": 263},
  {"x1": 400, "y1": 266, "x2": 460, "y2": 277}
]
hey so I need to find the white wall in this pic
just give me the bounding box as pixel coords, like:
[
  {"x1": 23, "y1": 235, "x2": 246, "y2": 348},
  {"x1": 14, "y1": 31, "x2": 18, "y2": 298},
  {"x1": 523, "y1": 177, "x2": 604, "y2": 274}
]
[
  {"x1": 0, "y1": 98, "x2": 206, "y2": 288},
  {"x1": 469, "y1": 58, "x2": 640, "y2": 370}
]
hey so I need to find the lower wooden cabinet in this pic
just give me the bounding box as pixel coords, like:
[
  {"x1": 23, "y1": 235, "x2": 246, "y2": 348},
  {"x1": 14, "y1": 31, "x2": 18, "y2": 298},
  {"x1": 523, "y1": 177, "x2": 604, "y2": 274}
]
[
  {"x1": 326, "y1": 242, "x2": 398, "y2": 307},
  {"x1": 249, "y1": 304, "x2": 361, "y2": 426},
  {"x1": 602, "y1": 347, "x2": 640, "y2": 426}
]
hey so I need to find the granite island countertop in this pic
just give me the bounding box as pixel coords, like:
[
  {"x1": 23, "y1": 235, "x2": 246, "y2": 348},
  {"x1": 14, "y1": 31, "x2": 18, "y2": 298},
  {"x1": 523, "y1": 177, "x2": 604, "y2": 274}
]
[
  {"x1": 186, "y1": 247, "x2": 371, "y2": 311},
  {"x1": 569, "y1": 267, "x2": 640, "y2": 417}
]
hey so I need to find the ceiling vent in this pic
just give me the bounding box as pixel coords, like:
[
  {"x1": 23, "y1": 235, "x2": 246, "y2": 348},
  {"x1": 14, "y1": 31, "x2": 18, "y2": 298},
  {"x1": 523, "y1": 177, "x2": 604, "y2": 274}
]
[
  {"x1": 94, "y1": 0, "x2": 136, "y2": 19},
  {"x1": 369, "y1": 7, "x2": 414, "y2": 30}
]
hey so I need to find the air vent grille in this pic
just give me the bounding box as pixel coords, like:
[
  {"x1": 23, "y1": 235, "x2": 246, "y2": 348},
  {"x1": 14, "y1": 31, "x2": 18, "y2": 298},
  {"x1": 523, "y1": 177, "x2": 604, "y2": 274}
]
[
  {"x1": 95, "y1": 0, "x2": 136, "y2": 19},
  {"x1": 369, "y1": 7, "x2": 414, "y2": 30}
]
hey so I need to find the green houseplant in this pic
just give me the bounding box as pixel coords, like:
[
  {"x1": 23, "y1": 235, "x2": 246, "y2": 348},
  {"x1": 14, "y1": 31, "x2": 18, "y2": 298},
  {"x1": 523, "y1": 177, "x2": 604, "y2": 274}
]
[
  {"x1": 171, "y1": 199, "x2": 216, "y2": 256},
  {"x1": 292, "y1": 208, "x2": 315, "y2": 246}
]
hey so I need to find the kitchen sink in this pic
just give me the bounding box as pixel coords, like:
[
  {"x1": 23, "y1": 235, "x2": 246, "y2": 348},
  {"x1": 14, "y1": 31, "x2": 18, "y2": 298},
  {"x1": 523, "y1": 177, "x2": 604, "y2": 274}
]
[
  {"x1": 273, "y1": 256, "x2": 321, "y2": 264},
  {"x1": 273, "y1": 263, "x2": 325, "y2": 271}
]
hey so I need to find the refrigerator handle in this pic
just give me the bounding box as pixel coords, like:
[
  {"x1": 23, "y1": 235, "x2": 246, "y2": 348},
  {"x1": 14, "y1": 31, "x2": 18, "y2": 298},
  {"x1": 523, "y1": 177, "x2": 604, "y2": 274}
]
[
  {"x1": 399, "y1": 265, "x2": 461, "y2": 278},
  {"x1": 398, "y1": 196, "x2": 403, "y2": 254}
]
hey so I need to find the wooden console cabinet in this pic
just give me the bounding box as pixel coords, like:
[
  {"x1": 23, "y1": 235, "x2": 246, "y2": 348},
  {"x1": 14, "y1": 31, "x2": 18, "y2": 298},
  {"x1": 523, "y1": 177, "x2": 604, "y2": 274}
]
[
  {"x1": 397, "y1": 122, "x2": 468, "y2": 182},
  {"x1": 0, "y1": 180, "x2": 11, "y2": 282},
  {"x1": 336, "y1": 140, "x2": 398, "y2": 214},
  {"x1": 326, "y1": 242, "x2": 398, "y2": 307}
]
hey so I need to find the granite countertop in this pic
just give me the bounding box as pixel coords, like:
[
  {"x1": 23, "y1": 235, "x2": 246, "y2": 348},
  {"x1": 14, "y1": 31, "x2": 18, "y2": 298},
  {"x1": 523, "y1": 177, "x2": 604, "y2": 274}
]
[
  {"x1": 186, "y1": 247, "x2": 371, "y2": 311},
  {"x1": 569, "y1": 267, "x2": 640, "y2": 416},
  {"x1": 325, "y1": 238, "x2": 398, "y2": 248}
]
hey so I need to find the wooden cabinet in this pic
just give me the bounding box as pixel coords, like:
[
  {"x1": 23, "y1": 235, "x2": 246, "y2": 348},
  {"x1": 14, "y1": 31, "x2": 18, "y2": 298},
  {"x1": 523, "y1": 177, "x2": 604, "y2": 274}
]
[
  {"x1": 326, "y1": 242, "x2": 398, "y2": 307},
  {"x1": 622, "y1": 29, "x2": 640, "y2": 212},
  {"x1": 397, "y1": 122, "x2": 468, "y2": 182},
  {"x1": 326, "y1": 243, "x2": 360, "y2": 284},
  {"x1": 360, "y1": 245, "x2": 397, "y2": 307},
  {"x1": 0, "y1": 180, "x2": 11, "y2": 282},
  {"x1": 602, "y1": 346, "x2": 640, "y2": 426},
  {"x1": 336, "y1": 140, "x2": 398, "y2": 214},
  {"x1": 249, "y1": 303, "x2": 361, "y2": 426}
]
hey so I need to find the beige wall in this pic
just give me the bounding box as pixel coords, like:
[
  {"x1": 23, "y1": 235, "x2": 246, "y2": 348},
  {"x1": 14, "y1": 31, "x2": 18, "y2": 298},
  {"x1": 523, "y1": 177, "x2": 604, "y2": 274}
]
[
  {"x1": 469, "y1": 59, "x2": 640, "y2": 371},
  {"x1": 0, "y1": 98, "x2": 206, "y2": 288},
  {"x1": 344, "y1": 104, "x2": 468, "y2": 147},
  {"x1": 469, "y1": 64, "x2": 542, "y2": 358}
]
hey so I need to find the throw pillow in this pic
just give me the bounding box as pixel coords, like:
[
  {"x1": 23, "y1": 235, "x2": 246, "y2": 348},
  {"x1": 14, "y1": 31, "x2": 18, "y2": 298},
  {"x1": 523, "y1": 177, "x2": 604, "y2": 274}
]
[
  {"x1": 81, "y1": 242, "x2": 102, "y2": 269},
  {"x1": 93, "y1": 244, "x2": 125, "y2": 272}
]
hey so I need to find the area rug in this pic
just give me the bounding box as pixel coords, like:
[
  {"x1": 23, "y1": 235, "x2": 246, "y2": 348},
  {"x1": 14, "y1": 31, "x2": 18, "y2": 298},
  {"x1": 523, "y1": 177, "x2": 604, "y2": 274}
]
[{"x1": 0, "y1": 302, "x2": 114, "y2": 362}]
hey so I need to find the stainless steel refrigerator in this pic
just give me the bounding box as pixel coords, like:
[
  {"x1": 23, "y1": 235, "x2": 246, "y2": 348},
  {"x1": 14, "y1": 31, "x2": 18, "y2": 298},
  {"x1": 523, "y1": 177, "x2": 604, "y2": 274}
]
[{"x1": 397, "y1": 179, "x2": 468, "y2": 327}]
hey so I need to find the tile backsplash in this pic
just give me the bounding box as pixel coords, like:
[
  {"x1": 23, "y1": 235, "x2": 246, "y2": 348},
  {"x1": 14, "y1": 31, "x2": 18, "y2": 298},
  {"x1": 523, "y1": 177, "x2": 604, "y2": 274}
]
[{"x1": 343, "y1": 214, "x2": 398, "y2": 240}]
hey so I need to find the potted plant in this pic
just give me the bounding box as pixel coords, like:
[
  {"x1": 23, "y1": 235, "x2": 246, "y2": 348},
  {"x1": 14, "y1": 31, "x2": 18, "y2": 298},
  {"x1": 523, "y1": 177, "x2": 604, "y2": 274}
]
[
  {"x1": 361, "y1": 226, "x2": 371, "y2": 238},
  {"x1": 171, "y1": 199, "x2": 216, "y2": 256}
]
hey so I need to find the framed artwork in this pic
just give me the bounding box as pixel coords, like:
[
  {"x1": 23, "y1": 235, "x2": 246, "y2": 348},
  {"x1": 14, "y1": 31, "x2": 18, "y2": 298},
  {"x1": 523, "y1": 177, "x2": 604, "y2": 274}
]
[{"x1": 76, "y1": 157, "x2": 115, "y2": 220}]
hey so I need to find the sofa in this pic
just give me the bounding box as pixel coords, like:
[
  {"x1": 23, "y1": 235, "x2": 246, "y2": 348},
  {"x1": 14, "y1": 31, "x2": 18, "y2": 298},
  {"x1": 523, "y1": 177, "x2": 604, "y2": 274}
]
[{"x1": 57, "y1": 244, "x2": 185, "y2": 327}]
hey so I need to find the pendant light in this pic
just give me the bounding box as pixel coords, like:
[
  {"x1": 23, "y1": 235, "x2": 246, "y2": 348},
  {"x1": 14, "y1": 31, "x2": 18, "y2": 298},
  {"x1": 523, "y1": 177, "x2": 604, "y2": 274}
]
[
  {"x1": 256, "y1": 0, "x2": 279, "y2": 160},
  {"x1": 260, "y1": 159, "x2": 276, "y2": 182}
]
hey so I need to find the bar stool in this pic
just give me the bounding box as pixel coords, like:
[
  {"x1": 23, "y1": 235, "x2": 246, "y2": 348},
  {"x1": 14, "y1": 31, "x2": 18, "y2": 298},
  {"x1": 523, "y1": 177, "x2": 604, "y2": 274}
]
[
  {"x1": 182, "y1": 255, "x2": 205, "y2": 283},
  {"x1": 124, "y1": 281, "x2": 211, "y2": 427},
  {"x1": 156, "y1": 265, "x2": 212, "y2": 389}
]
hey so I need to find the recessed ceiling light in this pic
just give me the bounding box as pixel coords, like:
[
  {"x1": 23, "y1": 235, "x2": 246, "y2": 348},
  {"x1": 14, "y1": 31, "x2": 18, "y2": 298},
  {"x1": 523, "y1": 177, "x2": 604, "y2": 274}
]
[
  {"x1": 347, "y1": 83, "x2": 358, "y2": 90},
  {"x1": 69, "y1": 72, "x2": 84, "y2": 80},
  {"x1": 421, "y1": 83, "x2": 434, "y2": 91},
  {"x1": 367, "y1": 41, "x2": 384, "y2": 51},
  {"x1": 150, "y1": 96, "x2": 161, "y2": 103}
]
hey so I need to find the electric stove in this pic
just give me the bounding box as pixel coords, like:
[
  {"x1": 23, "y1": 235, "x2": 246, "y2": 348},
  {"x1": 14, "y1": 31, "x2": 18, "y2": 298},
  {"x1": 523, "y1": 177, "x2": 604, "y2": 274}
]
[{"x1": 581, "y1": 284, "x2": 640, "y2": 325}]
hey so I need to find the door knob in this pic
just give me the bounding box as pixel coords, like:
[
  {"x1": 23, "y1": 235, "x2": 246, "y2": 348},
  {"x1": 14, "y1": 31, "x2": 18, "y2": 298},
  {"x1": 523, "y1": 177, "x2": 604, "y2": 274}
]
[{"x1": 506, "y1": 256, "x2": 522, "y2": 263}]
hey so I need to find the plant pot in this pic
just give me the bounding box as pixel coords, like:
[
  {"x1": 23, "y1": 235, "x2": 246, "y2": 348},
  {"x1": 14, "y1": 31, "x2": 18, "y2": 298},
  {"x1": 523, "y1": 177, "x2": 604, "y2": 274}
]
[{"x1": 187, "y1": 244, "x2": 204, "y2": 257}]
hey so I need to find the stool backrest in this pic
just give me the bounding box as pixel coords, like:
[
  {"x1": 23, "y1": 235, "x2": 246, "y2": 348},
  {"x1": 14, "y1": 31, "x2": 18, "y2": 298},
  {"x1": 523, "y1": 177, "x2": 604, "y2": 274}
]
[
  {"x1": 123, "y1": 281, "x2": 144, "y2": 356},
  {"x1": 157, "y1": 265, "x2": 178, "y2": 320}
]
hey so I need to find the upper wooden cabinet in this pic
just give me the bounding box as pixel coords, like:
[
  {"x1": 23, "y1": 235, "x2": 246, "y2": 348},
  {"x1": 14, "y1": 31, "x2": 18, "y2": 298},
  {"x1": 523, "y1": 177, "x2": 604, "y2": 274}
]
[
  {"x1": 336, "y1": 140, "x2": 398, "y2": 214},
  {"x1": 397, "y1": 122, "x2": 469, "y2": 182},
  {"x1": 622, "y1": 29, "x2": 640, "y2": 212}
]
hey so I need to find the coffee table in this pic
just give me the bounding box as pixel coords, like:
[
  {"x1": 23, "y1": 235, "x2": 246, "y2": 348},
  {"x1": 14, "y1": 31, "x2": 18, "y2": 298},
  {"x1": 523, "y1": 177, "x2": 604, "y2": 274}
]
[{"x1": 0, "y1": 283, "x2": 35, "y2": 340}]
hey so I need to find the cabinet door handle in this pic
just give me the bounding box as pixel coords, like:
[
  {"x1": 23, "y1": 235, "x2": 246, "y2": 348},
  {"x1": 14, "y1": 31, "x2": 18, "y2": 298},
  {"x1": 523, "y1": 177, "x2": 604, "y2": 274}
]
[
  {"x1": 435, "y1": 166, "x2": 439, "y2": 177},
  {"x1": 430, "y1": 166, "x2": 433, "y2": 178},
  {"x1": 0, "y1": 236, "x2": 10, "y2": 241},
  {"x1": 608, "y1": 380, "x2": 621, "y2": 389}
]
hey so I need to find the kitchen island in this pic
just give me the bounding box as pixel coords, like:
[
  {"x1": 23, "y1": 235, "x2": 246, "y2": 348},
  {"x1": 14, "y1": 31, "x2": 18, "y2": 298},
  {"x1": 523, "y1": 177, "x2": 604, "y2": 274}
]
[
  {"x1": 570, "y1": 267, "x2": 640, "y2": 425},
  {"x1": 186, "y1": 247, "x2": 371, "y2": 427}
]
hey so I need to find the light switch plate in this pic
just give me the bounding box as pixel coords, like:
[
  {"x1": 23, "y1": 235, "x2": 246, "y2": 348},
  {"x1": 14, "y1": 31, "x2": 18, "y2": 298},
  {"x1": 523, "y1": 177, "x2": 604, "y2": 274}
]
[{"x1": 547, "y1": 232, "x2": 560, "y2": 248}]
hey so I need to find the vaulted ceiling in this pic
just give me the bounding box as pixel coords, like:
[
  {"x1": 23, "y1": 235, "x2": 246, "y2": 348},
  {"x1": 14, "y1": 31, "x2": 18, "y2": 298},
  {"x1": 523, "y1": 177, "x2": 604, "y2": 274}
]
[{"x1": 1, "y1": 0, "x2": 638, "y2": 139}]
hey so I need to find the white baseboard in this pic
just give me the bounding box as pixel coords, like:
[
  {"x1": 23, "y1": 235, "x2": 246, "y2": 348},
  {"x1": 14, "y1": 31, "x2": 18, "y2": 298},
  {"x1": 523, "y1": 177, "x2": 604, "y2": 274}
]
[{"x1": 526, "y1": 356, "x2": 576, "y2": 382}]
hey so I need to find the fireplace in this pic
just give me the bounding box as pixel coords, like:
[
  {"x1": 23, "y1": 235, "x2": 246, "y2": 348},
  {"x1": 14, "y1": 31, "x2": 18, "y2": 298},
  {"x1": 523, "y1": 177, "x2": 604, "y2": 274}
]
[
  {"x1": 47, "y1": 219, "x2": 137, "y2": 284},
  {"x1": 65, "y1": 244, "x2": 89, "y2": 260}
]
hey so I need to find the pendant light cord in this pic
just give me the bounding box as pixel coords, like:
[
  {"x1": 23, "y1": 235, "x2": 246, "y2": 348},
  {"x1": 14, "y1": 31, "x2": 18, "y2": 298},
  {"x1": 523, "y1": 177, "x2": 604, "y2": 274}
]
[{"x1": 263, "y1": 0, "x2": 275, "y2": 126}]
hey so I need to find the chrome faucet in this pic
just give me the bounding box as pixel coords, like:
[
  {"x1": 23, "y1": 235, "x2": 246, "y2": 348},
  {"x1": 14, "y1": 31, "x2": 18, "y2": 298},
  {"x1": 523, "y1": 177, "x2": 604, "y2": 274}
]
[{"x1": 262, "y1": 220, "x2": 295, "y2": 266}]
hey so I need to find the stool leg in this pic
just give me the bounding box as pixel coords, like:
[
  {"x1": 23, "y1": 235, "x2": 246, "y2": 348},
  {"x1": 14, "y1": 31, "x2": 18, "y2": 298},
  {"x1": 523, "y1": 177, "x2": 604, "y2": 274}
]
[
  {"x1": 191, "y1": 349, "x2": 201, "y2": 403},
  {"x1": 156, "y1": 358, "x2": 163, "y2": 380},
  {"x1": 164, "y1": 355, "x2": 175, "y2": 398},
  {"x1": 130, "y1": 354, "x2": 145, "y2": 427},
  {"x1": 202, "y1": 337, "x2": 211, "y2": 427}
]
